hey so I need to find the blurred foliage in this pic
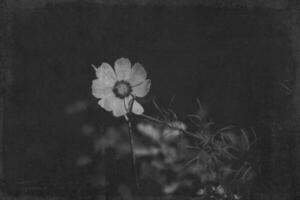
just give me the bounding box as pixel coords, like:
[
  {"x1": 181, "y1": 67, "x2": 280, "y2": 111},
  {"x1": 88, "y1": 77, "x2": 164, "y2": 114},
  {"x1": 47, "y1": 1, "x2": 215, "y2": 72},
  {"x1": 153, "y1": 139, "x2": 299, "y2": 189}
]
[{"x1": 74, "y1": 98, "x2": 256, "y2": 199}]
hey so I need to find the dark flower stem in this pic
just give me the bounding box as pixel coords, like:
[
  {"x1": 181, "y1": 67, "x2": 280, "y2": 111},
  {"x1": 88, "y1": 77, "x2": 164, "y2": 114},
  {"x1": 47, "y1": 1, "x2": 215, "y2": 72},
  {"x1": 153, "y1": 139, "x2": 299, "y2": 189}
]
[{"x1": 125, "y1": 115, "x2": 139, "y2": 189}]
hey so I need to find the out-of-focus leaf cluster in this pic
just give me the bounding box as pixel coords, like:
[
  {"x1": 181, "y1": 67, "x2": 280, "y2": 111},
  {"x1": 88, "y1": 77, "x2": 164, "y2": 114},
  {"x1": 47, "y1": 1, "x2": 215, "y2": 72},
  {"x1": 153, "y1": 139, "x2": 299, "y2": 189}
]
[
  {"x1": 133, "y1": 99, "x2": 256, "y2": 198},
  {"x1": 75, "y1": 98, "x2": 256, "y2": 199}
]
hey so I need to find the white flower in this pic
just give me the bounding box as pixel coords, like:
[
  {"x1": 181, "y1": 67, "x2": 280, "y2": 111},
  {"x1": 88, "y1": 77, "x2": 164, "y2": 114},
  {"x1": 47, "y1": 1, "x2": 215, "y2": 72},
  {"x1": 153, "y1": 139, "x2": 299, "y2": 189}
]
[{"x1": 92, "y1": 58, "x2": 151, "y2": 117}]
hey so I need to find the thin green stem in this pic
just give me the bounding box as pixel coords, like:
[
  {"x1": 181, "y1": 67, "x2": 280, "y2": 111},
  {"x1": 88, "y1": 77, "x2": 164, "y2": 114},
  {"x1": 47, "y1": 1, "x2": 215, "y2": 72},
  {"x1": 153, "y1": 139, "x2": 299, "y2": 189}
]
[{"x1": 125, "y1": 115, "x2": 139, "y2": 189}]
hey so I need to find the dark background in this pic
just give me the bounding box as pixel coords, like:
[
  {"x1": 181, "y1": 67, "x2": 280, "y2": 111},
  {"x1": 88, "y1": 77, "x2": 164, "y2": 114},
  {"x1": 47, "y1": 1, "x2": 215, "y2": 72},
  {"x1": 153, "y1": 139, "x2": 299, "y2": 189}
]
[{"x1": 3, "y1": 1, "x2": 296, "y2": 197}]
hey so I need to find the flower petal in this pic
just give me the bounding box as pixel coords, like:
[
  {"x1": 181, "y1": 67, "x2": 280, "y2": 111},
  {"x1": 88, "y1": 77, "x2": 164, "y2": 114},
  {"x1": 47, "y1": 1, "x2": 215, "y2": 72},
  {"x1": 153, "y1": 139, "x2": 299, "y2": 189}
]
[
  {"x1": 132, "y1": 100, "x2": 144, "y2": 115},
  {"x1": 92, "y1": 79, "x2": 113, "y2": 98},
  {"x1": 124, "y1": 96, "x2": 144, "y2": 115},
  {"x1": 95, "y1": 63, "x2": 117, "y2": 86},
  {"x1": 132, "y1": 79, "x2": 151, "y2": 97},
  {"x1": 124, "y1": 96, "x2": 134, "y2": 112},
  {"x1": 98, "y1": 93, "x2": 117, "y2": 111},
  {"x1": 114, "y1": 58, "x2": 131, "y2": 81},
  {"x1": 112, "y1": 98, "x2": 127, "y2": 117},
  {"x1": 129, "y1": 63, "x2": 147, "y2": 86}
]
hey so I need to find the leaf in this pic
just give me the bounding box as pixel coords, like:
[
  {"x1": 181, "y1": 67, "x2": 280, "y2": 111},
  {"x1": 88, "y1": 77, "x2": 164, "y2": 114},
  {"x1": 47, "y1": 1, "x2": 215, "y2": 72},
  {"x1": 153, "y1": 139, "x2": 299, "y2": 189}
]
[
  {"x1": 240, "y1": 165, "x2": 254, "y2": 183},
  {"x1": 249, "y1": 127, "x2": 258, "y2": 147},
  {"x1": 232, "y1": 162, "x2": 253, "y2": 184},
  {"x1": 167, "y1": 95, "x2": 176, "y2": 109},
  {"x1": 186, "y1": 145, "x2": 202, "y2": 151},
  {"x1": 240, "y1": 128, "x2": 250, "y2": 151},
  {"x1": 222, "y1": 146, "x2": 239, "y2": 159},
  {"x1": 185, "y1": 114, "x2": 203, "y2": 128},
  {"x1": 220, "y1": 166, "x2": 236, "y2": 178},
  {"x1": 216, "y1": 125, "x2": 236, "y2": 135},
  {"x1": 183, "y1": 155, "x2": 199, "y2": 168},
  {"x1": 153, "y1": 98, "x2": 168, "y2": 120},
  {"x1": 196, "y1": 98, "x2": 207, "y2": 119},
  {"x1": 167, "y1": 108, "x2": 178, "y2": 120}
]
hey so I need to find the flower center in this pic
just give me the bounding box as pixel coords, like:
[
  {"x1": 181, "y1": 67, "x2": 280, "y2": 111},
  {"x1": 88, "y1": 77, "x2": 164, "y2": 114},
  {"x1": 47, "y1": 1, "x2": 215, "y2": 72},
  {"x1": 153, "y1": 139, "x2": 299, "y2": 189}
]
[{"x1": 113, "y1": 80, "x2": 132, "y2": 99}]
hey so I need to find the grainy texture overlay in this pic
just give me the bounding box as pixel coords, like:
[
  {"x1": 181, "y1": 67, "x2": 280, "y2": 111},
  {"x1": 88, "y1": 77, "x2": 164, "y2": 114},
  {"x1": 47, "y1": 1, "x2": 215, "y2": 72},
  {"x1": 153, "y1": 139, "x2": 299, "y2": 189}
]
[{"x1": 0, "y1": 0, "x2": 299, "y2": 199}]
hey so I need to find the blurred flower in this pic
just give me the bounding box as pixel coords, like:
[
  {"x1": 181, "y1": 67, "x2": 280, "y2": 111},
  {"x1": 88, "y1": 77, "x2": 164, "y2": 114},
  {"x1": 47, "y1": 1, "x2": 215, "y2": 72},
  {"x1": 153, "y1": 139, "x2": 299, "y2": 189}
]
[
  {"x1": 92, "y1": 58, "x2": 151, "y2": 117},
  {"x1": 161, "y1": 144, "x2": 178, "y2": 164},
  {"x1": 94, "y1": 127, "x2": 121, "y2": 151},
  {"x1": 163, "y1": 182, "x2": 179, "y2": 194},
  {"x1": 65, "y1": 100, "x2": 89, "y2": 114},
  {"x1": 137, "y1": 123, "x2": 160, "y2": 141},
  {"x1": 199, "y1": 170, "x2": 217, "y2": 183},
  {"x1": 118, "y1": 184, "x2": 133, "y2": 200},
  {"x1": 77, "y1": 155, "x2": 92, "y2": 167},
  {"x1": 151, "y1": 160, "x2": 165, "y2": 170},
  {"x1": 215, "y1": 185, "x2": 225, "y2": 195},
  {"x1": 162, "y1": 121, "x2": 186, "y2": 141},
  {"x1": 81, "y1": 124, "x2": 95, "y2": 136},
  {"x1": 196, "y1": 188, "x2": 206, "y2": 196},
  {"x1": 134, "y1": 146, "x2": 160, "y2": 157}
]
